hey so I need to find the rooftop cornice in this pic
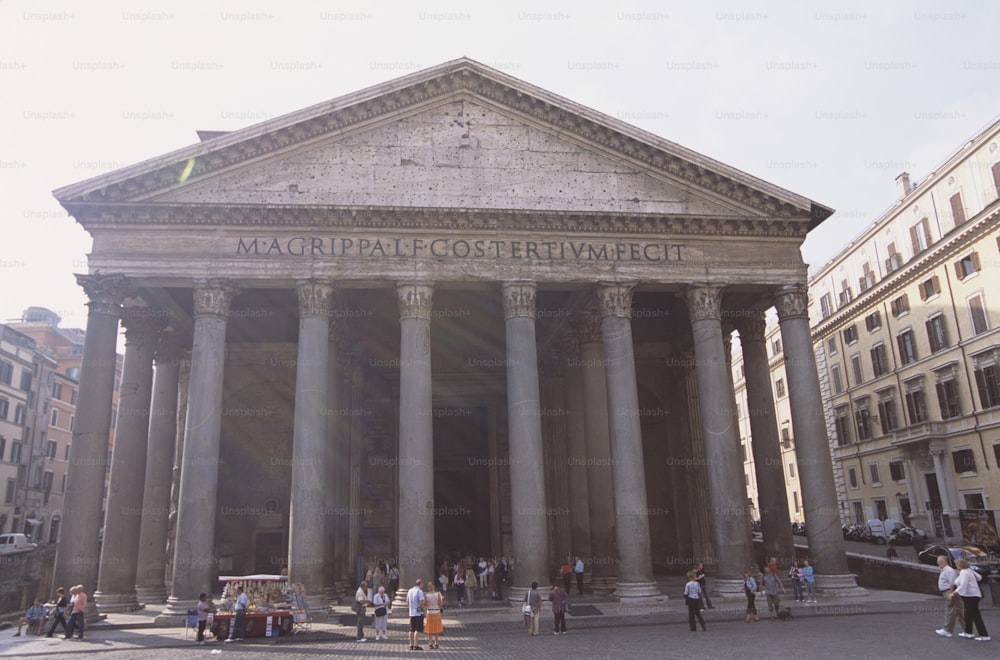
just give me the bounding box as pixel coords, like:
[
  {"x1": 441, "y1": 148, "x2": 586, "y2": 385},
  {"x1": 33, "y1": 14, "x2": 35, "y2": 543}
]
[
  {"x1": 66, "y1": 202, "x2": 810, "y2": 239},
  {"x1": 53, "y1": 58, "x2": 829, "y2": 226},
  {"x1": 810, "y1": 201, "x2": 1000, "y2": 338}
]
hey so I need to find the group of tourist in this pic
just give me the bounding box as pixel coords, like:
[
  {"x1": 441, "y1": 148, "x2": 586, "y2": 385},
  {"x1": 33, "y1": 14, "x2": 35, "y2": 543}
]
[{"x1": 13, "y1": 585, "x2": 87, "y2": 640}]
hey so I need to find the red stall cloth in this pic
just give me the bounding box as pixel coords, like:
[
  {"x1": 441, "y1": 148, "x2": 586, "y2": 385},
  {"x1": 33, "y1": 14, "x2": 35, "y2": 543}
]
[{"x1": 211, "y1": 611, "x2": 294, "y2": 640}]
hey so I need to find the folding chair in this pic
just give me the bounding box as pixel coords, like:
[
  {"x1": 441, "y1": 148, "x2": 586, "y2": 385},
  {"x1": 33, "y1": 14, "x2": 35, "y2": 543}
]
[{"x1": 183, "y1": 609, "x2": 198, "y2": 638}]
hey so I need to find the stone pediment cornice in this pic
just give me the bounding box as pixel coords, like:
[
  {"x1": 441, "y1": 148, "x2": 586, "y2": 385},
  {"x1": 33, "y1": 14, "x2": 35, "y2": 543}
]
[
  {"x1": 66, "y1": 202, "x2": 809, "y2": 238},
  {"x1": 53, "y1": 58, "x2": 831, "y2": 227}
]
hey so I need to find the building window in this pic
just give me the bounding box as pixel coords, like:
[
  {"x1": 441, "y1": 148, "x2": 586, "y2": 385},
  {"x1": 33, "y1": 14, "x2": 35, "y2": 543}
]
[
  {"x1": 775, "y1": 378, "x2": 786, "y2": 398},
  {"x1": 70, "y1": 388, "x2": 78, "y2": 405},
  {"x1": 781, "y1": 427, "x2": 792, "y2": 449},
  {"x1": 0, "y1": 437, "x2": 4, "y2": 461},
  {"x1": 954, "y1": 252, "x2": 981, "y2": 280},
  {"x1": 0, "y1": 398, "x2": 7, "y2": 420},
  {"x1": 918, "y1": 276, "x2": 941, "y2": 301},
  {"x1": 793, "y1": 492, "x2": 800, "y2": 513},
  {"x1": 891, "y1": 294, "x2": 910, "y2": 317},
  {"x1": 42, "y1": 470, "x2": 53, "y2": 492},
  {"x1": 831, "y1": 364, "x2": 844, "y2": 393},
  {"x1": 19, "y1": 371, "x2": 31, "y2": 392},
  {"x1": 70, "y1": 415, "x2": 75, "y2": 432},
  {"x1": 877, "y1": 394, "x2": 900, "y2": 433},
  {"x1": 905, "y1": 386, "x2": 929, "y2": 424},
  {"x1": 10, "y1": 442, "x2": 22, "y2": 465},
  {"x1": 974, "y1": 363, "x2": 1000, "y2": 409},
  {"x1": 885, "y1": 242, "x2": 903, "y2": 273},
  {"x1": 869, "y1": 462, "x2": 881, "y2": 486},
  {"x1": 788, "y1": 463, "x2": 795, "y2": 479},
  {"x1": 848, "y1": 467, "x2": 858, "y2": 489},
  {"x1": 771, "y1": 338, "x2": 782, "y2": 357},
  {"x1": 4, "y1": 479, "x2": 14, "y2": 504},
  {"x1": 993, "y1": 161, "x2": 1000, "y2": 196},
  {"x1": 53, "y1": 382, "x2": 63, "y2": 400},
  {"x1": 50, "y1": 409, "x2": 59, "y2": 427},
  {"x1": 64, "y1": 444, "x2": 70, "y2": 461},
  {"x1": 926, "y1": 315, "x2": 949, "y2": 353},
  {"x1": 950, "y1": 192, "x2": 966, "y2": 226},
  {"x1": 952, "y1": 448, "x2": 976, "y2": 474},
  {"x1": 820, "y1": 293, "x2": 834, "y2": 319},
  {"x1": 875, "y1": 500, "x2": 888, "y2": 520},
  {"x1": 843, "y1": 324, "x2": 859, "y2": 344},
  {"x1": 910, "y1": 217, "x2": 931, "y2": 256},
  {"x1": 865, "y1": 310, "x2": 882, "y2": 332},
  {"x1": 13, "y1": 405, "x2": 25, "y2": 425},
  {"x1": 835, "y1": 405, "x2": 852, "y2": 446},
  {"x1": 851, "y1": 354, "x2": 864, "y2": 386},
  {"x1": 827, "y1": 336, "x2": 838, "y2": 355},
  {"x1": 0, "y1": 361, "x2": 12, "y2": 385},
  {"x1": 855, "y1": 402, "x2": 873, "y2": 441},
  {"x1": 859, "y1": 263, "x2": 875, "y2": 292},
  {"x1": 47, "y1": 440, "x2": 56, "y2": 459},
  {"x1": 889, "y1": 459, "x2": 906, "y2": 482},
  {"x1": 66, "y1": 367, "x2": 80, "y2": 380},
  {"x1": 897, "y1": 330, "x2": 918, "y2": 365},
  {"x1": 839, "y1": 281, "x2": 854, "y2": 306},
  {"x1": 871, "y1": 343, "x2": 889, "y2": 377},
  {"x1": 935, "y1": 376, "x2": 962, "y2": 419},
  {"x1": 61, "y1": 474, "x2": 67, "y2": 492},
  {"x1": 969, "y1": 294, "x2": 989, "y2": 335},
  {"x1": 110, "y1": 408, "x2": 117, "y2": 429}
]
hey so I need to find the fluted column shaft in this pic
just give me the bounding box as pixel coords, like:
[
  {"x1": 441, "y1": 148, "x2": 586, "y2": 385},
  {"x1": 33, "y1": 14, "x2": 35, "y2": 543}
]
[
  {"x1": 396, "y1": 283, "x2": 435, "y2": 594},
  {"x1": 598, "y1": 285, "x2": 658, "y2": 599},
  {"x1": 775, "y1": 285, "x2": 852, "y2": 577},
  {"x1": 135, "y1": 338, "x2": 181, "y2": 603},
  {"x1": 95, "y1": 312, "x2": 160, "y2": 611},
  {"x1": 685, "y1": 285, "x2": 752, "y2": 581},
  {"x1": 502, "y1": 282, "x2": 549, "y2": 596},
  {"x1": 164, "y1": 279, "x2": 238, "y2": 615},
  {"x1": 52, "y1": 274, "x2": 126, "y2": 602},
  {"x1": 289, "y1": 281, "x2": 333, "y2": 597},
  {"x1": 736, "y1": 311, "x2": 794, "y2": 566}
]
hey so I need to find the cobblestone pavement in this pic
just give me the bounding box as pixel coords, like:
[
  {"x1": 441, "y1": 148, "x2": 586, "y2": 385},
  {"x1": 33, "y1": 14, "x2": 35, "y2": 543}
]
[{"x1": 3, "y1": 582, "x2": 997, "y2": 659}]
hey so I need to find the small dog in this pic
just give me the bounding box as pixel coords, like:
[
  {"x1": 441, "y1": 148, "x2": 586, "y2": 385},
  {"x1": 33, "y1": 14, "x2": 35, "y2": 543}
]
[{"x1": 776, "y1": 607, "x2": 793, "y2": 621}]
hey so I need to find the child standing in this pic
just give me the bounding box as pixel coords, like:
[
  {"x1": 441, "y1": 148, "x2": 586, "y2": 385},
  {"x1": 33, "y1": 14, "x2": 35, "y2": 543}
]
[{"x1": 683, "y1": 571, "x2": 707, "y2": 632}]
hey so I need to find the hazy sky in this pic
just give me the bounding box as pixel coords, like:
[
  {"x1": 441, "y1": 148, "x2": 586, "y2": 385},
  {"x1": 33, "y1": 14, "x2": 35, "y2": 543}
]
[{"x1": 2, "y1": 0, "x2": 998, "y2": 330}]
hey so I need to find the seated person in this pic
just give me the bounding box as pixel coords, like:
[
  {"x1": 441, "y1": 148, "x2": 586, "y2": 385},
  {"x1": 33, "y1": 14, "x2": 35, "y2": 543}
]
[{"x1": 14, "y1": 599, "x2": 47, "y2": 636}]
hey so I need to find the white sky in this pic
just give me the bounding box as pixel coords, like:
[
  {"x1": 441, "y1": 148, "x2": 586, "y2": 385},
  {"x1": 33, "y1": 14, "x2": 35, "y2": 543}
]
[{"x1": 2, "y1": 0, "x2": 998, "y2": 331}]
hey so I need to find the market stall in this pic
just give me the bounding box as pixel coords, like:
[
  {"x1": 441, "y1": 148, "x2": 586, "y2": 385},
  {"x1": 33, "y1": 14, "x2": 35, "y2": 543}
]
[{"x1": 210, "y1": 574, "x2": 296, "y2": 640}]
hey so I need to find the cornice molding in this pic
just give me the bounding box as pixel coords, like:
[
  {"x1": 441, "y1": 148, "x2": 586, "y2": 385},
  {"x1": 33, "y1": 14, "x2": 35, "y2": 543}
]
[{"x1": 66, "y1": 202, "x2": 809, "y2": 239}]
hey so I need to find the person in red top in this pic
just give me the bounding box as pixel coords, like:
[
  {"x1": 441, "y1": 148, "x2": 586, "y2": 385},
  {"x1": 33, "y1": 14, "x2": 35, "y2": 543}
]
[
  {"x1": 560, "y1": 561, "x2": 573, "y2": 593},
  {"x1": 66, "y1": 585, "x2": 87, "y2": 640}
]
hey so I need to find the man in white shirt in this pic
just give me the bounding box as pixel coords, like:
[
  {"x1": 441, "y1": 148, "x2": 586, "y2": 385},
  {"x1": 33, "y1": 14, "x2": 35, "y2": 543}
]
[
  {"x1": 406, "y1": 579, "x2": 426, "y2": 651},
  {"x1": 226, "y1": 586, "x2": 249, "y2": 642},
  {"x1": 935, "y1": 554, "x2": 963, "y2": 637},
  {"x1": 574, "y1": 557, "x2": 585, "y2": 595}
]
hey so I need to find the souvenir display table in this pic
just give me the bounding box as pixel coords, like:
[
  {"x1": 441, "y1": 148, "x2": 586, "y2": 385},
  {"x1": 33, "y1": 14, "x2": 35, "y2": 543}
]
[{"x1": 210, "y1": 574, "x2": 295, "y2": 640}]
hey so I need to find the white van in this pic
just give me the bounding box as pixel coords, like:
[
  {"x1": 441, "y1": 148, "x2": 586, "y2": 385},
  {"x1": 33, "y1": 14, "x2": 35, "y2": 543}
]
[{"x1": 0, "y1": 533, "x2": 38, "y2": 554}]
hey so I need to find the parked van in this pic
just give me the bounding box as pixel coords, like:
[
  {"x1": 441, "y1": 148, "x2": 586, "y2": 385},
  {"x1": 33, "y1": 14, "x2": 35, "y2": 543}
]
[
  {"x1": 867, "y1": 518, "x2": 927, "y2": 546},
  {"x1": 0, "y1": 533, "x2": 38, "y2": 555}
]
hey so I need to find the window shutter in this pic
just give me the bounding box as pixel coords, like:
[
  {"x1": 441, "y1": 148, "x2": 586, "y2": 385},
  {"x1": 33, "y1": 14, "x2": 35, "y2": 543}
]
[
  {"x1": 972, "y1": 252, "x2": 981, "y2": 272},
  {"x1": 932, "y1": 275, "x2": 940, "y2": 294},
  {"x1": 954, "y1": 260, "x2": 964, "y2": 279},
  {"x1": 909, "y1": 225, "x2": 920, "y2": 255}
]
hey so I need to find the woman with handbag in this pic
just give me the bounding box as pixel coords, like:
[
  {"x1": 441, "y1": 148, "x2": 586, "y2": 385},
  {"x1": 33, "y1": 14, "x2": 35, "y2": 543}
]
[
  {"x1": 424, "y1": 580, "x2": 445, "y2": 649},
  {"x1": 372, "y1": 586, "x2": 391, "y2": 641},
  {"x1": 524, "y1": 581, "x2": 542, "y2": 635}
]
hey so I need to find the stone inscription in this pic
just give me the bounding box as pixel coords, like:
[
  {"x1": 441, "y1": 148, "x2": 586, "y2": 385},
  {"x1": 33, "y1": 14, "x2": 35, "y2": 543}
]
[{"x1": 236, "y1": 236, "x2": 686, "y2": 262}]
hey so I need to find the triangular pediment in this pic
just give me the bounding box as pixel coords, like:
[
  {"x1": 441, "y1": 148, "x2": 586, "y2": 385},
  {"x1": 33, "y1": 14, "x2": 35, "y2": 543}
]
[
  {"x1": 54, "y1": 58, "x2": 832, "y2": 227},
  {"x1": 147, "y1": 99, "x2": 744, "y2": 217}
]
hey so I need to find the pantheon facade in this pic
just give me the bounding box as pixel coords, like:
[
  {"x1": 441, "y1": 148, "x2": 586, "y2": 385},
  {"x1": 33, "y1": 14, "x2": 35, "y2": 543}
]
[{"x1": 52, "y1": 58, "x2": 859, "y2": 614}]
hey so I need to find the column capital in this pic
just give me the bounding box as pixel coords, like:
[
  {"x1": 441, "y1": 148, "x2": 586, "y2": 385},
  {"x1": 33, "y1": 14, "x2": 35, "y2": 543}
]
[
  {"x1": 154, "y1": 330, "x2": 187, "y2": 364},
  {"x1": 597, "y1": 283, "x2": 634, "y2": 319},
  {"x1": 684, "y1": 284, "x2": 724, "y2": 322},
  {"x1": 76, "y1": 272, "x2": 129, "y2": 317},
  {"x1": 192, "y1": 279, "x2": 239, "y2": 318},
  {"x1": 296, "y1": 280, "x2": 335, "y2": 318},
  {"x1": 733, "y1": 309, "x2": 767, "y2": 342},
  {"x1": 396, "y1": 282, "x2": 434, "y2": 320},
  {"x1": 502, "y1": 281, "x2": 537, "y2": 319},
  {"x1": 774, "y1": 284, "x2": 809, "y2": 321},
  {"x1": 120, "y1": 307, "x2": 169, "y2": 342}
]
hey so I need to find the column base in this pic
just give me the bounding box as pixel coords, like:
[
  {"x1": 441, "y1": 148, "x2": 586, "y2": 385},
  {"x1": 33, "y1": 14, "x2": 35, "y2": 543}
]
[
  {"x1": 158, "y1": 596, "x2": 199, "y2": 622},
  {"x1": 815, "y1": 572, "x2": 868, "y2": 597},
  {"x1": 613, "y1": 580, "x2": 662, "y2": 605},
  {"x1": 93, "y1": 590, "x2": 141, "y2": 613},
  {"x1": 707, "y1": 577, "x2": 751, "y2": 601},
  {"x1": 134, "y1": 586, "x2": 168, "y2": 605},
  {"x1": 589, "y1": 575, "x2": 618, "y2": 595}
]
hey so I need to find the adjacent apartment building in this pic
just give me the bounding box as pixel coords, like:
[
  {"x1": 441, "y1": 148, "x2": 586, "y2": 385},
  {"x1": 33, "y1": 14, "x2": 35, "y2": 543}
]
[{"x1": 736, "y1": 116, "x2": 1000, "y2": 539}]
